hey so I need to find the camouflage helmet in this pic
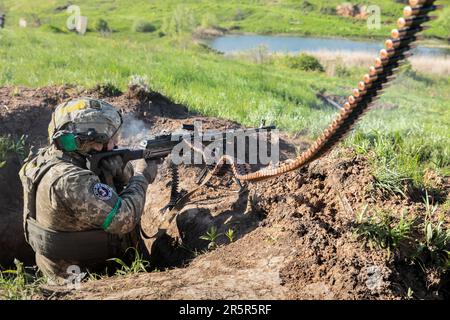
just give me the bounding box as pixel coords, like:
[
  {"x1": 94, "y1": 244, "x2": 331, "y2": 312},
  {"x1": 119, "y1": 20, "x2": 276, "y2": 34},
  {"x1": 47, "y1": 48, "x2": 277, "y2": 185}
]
[{"x1": 48, "y1": 98, "x2": 122, "y2": 148}]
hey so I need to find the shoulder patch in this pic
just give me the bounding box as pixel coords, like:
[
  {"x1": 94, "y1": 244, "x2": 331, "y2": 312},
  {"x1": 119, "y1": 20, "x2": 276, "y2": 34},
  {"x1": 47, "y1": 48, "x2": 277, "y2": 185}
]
[{"x1": 92, "y1": 183, "x2": 113, "y2": 201}]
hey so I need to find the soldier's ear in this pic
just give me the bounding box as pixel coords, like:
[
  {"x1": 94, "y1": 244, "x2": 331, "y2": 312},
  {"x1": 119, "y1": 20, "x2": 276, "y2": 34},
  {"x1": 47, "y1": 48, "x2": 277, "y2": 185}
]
[{"x1": 53, "y1": 132, "x2": 78, "y2": 152}]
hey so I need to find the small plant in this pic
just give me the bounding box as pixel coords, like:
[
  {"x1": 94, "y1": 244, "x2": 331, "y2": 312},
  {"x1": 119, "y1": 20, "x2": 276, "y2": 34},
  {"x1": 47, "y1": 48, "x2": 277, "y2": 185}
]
[
  {"x1": 355, "y1": 208, "x2": 415, "y2": 256},
  {"x1": 132, "y1": 20, "x2": 156, "y2": 33},
  {"x1": 300, "y1": 1, "x2": 315, "y2": 12},
  {"x1": 201, "y1": 13, "x2": 219, "y2": 29},
  {"x1": 0, "y1": 134, "x2": 27, "y2": 168},
  {"x1": 356, "y1": 204, "x2": 369, "y2": 224},
  {"x1": 281, "y1": 53, "x2": 324, "y2": 72},
  {"x1": 200, "y1": 226, "x2": 221, "y2": 250},
  {"x1": 406, "y1": 287, "x2": 414, "y2": 299},
  {"x1": 128, "y1": 74, "x2": 150, "y2": 92},
  {"x1": 95, "y1": 18, "x2": 110, "y2": 33},
  {"x1": 233, "y1": 8, "x2": 246, "y2": 21},
  {"x1": 225, "y1": 228, "x2": 235, "y2": 243},
  {"x1": 247, "y1": 44, "x2": 270, "y2": 64},
  {"x1": 373, "y1": 166, "x2": 408, "y2": 198},
  {"x1": 335, "y1": 64, "x2": 351, "y2": 77},
  {"x1": 161, "y1": 6, "x2": 197, "y2": 37},
  {"x1": 10, "y1": 86, "x2": 21, "y2": 97},
  {"x1": 415, "y1": 192, "x2": 450, "y2": 271},
  {"x1": 108, "y1": 247, "x2": 149, "y2": 276},
  {"x1": 0, "y1": 260, "x2": 45, "y2": 300}
]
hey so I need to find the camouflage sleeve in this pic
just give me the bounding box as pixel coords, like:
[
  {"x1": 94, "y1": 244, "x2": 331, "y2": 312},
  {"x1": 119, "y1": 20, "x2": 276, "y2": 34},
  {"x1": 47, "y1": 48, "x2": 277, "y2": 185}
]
[{"x1": 52, "y1": 170, "x2": 149, "y2": 235}]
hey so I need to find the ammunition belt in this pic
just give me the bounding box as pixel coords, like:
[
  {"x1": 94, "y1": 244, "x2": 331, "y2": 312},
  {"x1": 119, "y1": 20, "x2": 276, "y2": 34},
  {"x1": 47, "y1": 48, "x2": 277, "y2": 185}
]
[{"x1": 186, "y1": 0, "x2": 442, "y2": 183}]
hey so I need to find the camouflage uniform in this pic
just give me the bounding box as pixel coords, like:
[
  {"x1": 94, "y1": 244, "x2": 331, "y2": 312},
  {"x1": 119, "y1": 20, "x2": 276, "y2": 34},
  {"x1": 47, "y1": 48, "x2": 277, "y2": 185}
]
[{"x1": 20, "y1": 99, "x2": 152, "y2": 283}]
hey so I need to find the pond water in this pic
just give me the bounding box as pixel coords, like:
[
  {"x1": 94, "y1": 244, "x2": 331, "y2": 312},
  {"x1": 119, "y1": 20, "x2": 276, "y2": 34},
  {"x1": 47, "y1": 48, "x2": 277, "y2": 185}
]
[{"x1": 206, "y1": 35, "x2": 450, "y2": 57}]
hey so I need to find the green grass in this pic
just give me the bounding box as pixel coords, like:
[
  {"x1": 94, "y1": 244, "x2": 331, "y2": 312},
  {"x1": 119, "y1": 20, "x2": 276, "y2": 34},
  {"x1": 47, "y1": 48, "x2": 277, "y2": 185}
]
[
  {"x1": 356, "y1": 206, "x2": 415, "y2": 256},
  {"x1": 345, "y1": 70, "x2": 450, "y2": 196},
  {"x1": 0, "y1": 28, "x2": 339, "y2": 133},
  {"x1": 108, "y1": 247, "x2": 150, "y2": 276},
  {"x1": 416, "y1": 192, "x2": 450, "y2": 270},
  {"x1": 0, "y1": 260, "x2": 45, "y2": 300},
  {"x1": 1, "y1": 0, "x2": 449, "y2": 39},
  {"x1": 0, "y1": 135, "x2": 26, "y2": 168},
  {"x1": 355, "y1": 200, "x2": 449, "y2": 272}
]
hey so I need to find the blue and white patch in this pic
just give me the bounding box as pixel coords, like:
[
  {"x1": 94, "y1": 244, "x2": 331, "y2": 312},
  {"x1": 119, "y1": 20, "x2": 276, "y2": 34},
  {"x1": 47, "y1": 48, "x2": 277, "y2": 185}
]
[{"x1": 92, "y1": 183, "x2": 113, "y2": 201}]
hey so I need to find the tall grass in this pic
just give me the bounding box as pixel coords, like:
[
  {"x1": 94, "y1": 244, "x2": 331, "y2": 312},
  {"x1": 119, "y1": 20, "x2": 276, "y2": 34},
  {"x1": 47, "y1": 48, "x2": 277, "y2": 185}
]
[
  {"x1": 0, "y1": 260, "x2": 45, "y2": 300},
  {"x1": 0, "y1": 135, "x2": 27, "y2": 168},
  {"x1": 229, "y1": 50, "x2": 450, "y2": 77},
  {"x1": 311, "y1": 51, "x2": 450, "y2": 77}
]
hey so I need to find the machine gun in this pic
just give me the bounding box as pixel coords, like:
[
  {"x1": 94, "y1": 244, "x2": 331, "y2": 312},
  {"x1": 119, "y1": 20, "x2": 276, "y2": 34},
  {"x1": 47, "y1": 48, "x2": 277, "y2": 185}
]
[{"x1": 87, "y1": 124, "x2": 276, "y2": 209}]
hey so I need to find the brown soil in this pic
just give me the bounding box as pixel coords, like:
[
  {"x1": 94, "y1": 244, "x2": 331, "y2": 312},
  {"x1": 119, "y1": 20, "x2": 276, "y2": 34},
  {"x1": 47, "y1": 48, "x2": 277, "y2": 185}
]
[{"x1": 0, "y1": 85, "x2": 448, "y2": 299}]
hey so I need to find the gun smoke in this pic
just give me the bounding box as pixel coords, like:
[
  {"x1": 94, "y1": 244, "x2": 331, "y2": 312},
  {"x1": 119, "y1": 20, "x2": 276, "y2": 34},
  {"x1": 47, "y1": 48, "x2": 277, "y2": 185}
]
[{"x1": 118, "y1": 114, "x2": 152, "y2": 148}]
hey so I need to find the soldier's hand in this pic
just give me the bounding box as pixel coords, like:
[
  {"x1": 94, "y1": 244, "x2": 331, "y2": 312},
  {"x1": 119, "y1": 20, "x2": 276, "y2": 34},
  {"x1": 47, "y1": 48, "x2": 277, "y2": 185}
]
[
  {"x1": 134, "y1": 159, "x2": 158, "y2": 183},
  {"x1": 100, "y1": 155, "x2": 133, "y2": 185}
]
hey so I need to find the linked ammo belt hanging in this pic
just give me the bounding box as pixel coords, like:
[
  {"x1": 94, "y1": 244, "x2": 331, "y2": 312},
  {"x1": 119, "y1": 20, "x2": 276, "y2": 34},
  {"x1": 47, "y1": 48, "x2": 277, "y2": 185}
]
[{"x1": 186, "y1": 0, "x2": 442, "y2": 183}]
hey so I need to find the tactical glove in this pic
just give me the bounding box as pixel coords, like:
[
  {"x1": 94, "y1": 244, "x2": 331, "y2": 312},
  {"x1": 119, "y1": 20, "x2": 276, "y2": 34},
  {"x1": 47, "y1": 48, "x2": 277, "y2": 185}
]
[
  {"x1": 99, "y1": 155, "x2": 134, "y2": 186},
  {"x1": 134, "y1": 159, "x2": 158, "y2": 183}
]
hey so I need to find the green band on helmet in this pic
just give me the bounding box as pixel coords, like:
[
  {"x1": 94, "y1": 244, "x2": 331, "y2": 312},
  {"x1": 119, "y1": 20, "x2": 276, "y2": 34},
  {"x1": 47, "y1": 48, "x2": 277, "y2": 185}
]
[{"x1": 102, "y1": 197, "x2": 122, "y2": 230}]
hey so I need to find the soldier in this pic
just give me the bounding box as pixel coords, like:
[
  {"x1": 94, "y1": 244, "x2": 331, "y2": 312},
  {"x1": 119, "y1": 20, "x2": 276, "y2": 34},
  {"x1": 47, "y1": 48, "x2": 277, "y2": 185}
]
[{"x1": 19, "y1": 98, "x2": 157, "y2": 284}]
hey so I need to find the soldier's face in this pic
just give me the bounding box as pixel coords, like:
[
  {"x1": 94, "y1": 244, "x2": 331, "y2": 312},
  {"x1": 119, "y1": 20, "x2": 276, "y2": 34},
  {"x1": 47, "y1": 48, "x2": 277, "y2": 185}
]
[{"x1": 106, "y1": 134, "x2": 119, "y2": 151}]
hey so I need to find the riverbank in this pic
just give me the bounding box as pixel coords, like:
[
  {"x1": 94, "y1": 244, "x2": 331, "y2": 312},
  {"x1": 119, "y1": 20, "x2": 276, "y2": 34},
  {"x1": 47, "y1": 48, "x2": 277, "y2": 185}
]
[
  {"x1": 203, "y1": 33, "x2": 450, "y2": 58},
  {"x1": 224, "y1": 48, "x2": 450, "y2": 77},
  {"x1": 205, "y1": 29, "x2": 450, "y2": 48}
]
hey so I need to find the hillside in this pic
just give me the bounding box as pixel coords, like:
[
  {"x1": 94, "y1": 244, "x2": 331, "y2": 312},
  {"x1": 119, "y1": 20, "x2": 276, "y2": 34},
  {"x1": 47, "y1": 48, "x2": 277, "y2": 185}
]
[{"x1": 1, "y1": 0, "x2": 450, "y2": 39}]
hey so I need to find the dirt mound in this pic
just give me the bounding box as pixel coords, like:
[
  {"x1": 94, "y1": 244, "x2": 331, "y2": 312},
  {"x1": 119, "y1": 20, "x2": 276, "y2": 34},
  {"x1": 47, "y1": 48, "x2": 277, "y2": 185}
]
[{"x1": 62, "y1": 149, "x2": 448, "y2": 300}]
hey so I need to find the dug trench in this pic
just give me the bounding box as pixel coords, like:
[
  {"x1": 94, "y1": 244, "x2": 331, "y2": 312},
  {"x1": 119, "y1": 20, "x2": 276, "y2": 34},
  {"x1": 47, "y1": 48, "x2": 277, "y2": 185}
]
[{"x1": 0, "y1": 85, "x2": 448, "y2": 299}]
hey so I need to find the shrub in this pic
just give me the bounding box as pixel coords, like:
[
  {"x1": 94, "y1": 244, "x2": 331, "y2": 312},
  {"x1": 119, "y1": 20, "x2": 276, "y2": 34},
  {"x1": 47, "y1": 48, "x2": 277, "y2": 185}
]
[
  {"x1": 95, "y1": 18, "x2": 110, "y2": 33},
  {"x1": 132, "y1": 20, "x2": 156, "y2": 33},
  {"x1": 336, "y1": 64, "x2": 351, "y2": 77},
  {"x1": 282, "y1": 53, "x2": 324, "y2": 72},
  {"x1": 300, "y1": 1, "x2": 315, "y2": 12},
  {"x1": 128, "y1": 74, "x2": 150, "y2": 93},
  {"x1": 201, "y1": 13, "x2": 219, "y2": 29},
  {"x1": 161, "y1": 6, "x2": 197, "y2": 36}
]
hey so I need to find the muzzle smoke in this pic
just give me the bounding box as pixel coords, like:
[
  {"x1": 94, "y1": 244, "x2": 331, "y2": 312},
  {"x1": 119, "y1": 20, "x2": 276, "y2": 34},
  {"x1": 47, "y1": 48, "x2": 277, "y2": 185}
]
[{"x1": 118, "y1": 114, "x2": 152, "y2": 148}]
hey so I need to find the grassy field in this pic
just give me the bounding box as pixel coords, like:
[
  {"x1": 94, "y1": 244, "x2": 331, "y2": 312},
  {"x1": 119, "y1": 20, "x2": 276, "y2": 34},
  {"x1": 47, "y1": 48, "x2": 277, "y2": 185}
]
[{"x1": 1, "y1": 0, "x2": 450, "y2": 39}]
